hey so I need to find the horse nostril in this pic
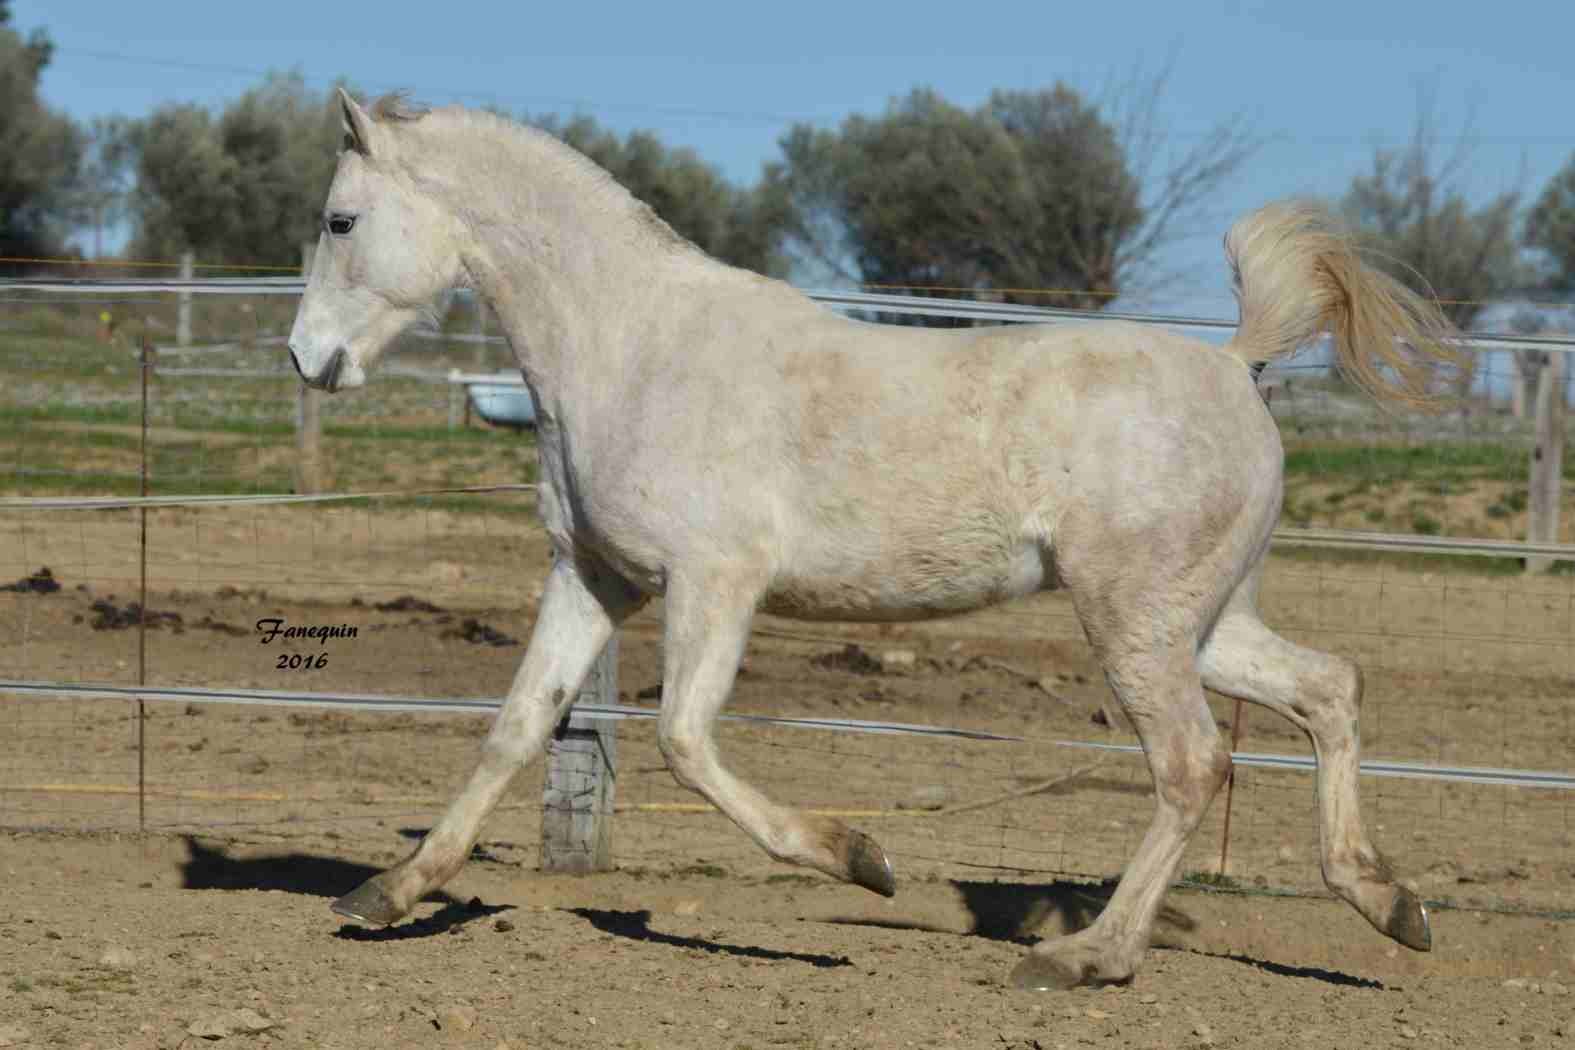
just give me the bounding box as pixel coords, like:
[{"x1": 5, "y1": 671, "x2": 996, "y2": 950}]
[{"x1": 323, "y1": 347, "x2": 347, "y2": 391}]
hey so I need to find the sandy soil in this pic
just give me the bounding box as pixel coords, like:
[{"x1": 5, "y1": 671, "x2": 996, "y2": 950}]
[{"x1": 3, "y1": 506, "x2": 1574, "y2": 1047}]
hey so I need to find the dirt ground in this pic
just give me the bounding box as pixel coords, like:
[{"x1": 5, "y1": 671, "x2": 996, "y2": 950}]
[{"x1": 3, "y1": 505, "x2": 1575, "y2": 1048}]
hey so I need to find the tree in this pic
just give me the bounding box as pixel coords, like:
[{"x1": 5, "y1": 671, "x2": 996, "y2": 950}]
[
  {"x1": 0, "y1": 4, "x2": 84, "y2": 271},
  {"x1": 761, "y1": 76, "x2": 1255, "y2": 318},
  {"x1": 1339, "y1": 100, "x2": 1523, "y2": 331},
  {"x1": 534, "y1": 114, "x2": 790, "y2": 277},
  {"x1": 68, "y1": 117, "x2": 134, "y2": 259},
  {"x1": 123, "y1": 72, "x2": 344, "y2": 268},
  {"x1": 1525, "y1": 156, "x2": 1575, "y2": 292}
]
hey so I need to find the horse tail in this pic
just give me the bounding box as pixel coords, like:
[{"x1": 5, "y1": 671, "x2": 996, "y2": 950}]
[{"x1": 1223, "y1": 199, "x2": 1464, "y2": 407}]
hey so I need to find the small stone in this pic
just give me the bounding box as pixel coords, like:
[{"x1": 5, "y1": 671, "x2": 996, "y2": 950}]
[
  {"x1": 1505, "y1": 978, "x2": 1530, "y2": 991},
  {"x1": 187, "y1": 1009, "x2": 274, "y2": 1040},
  {"x1": 1399, "y1": 1024, "x2": 1419, "y2": 1040},
  {"x1": 1193, "y1": 1021, "x2": 1214, "y2": 1042},
  {"x1": 493, "y1": 919, "x2": 515, "y2": 933},
  {"x1": 713, "y1": 1019, "x2": 731, "y2": 1032},
  {"x1": 897, "y1": 785, "x2": 954, "y2": 811},
  {"x1": 1276, "y1": 845, "x2": 1297, "y2": 863},
  {"x1": 43, "y1": 930, "x2": 61, "y2": 941},
  {"x1": 879, "y1": 649, "x2": 917, "y2": 672},
  {"x1": 230, "y1": 1009, "x2": 273, "y2": 1034},
  {"x1": 438, "y1": 1005, "x2": 477, "y2": 1032},
  {"x1": 1544, "y1": 980, "x2": 1569, "y2": 996},
  {"x1": 98, "y1": 946, "x2": 138, "y2": 970},
  {"x1": 1139, "y1": 993, "x2": 1158, "y2": 1005},
  {"x1": 1084, "y1": 1008, "x2": 1110, "y2": 1020},
  {"x1": 673, "y1": 899, "x2": 701, "y2": 917}
]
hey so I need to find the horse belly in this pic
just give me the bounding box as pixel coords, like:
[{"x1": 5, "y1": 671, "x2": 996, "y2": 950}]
[{"x1": 760, "y1": 533, "x2": 1051, "y2": 622}]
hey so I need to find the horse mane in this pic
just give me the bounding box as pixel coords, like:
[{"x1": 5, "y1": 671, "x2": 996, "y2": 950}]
[
  {"x1": 369, "y1": 92, "x2": 428, "y2": 123},
  {"x1": 363, "y1": 93, "x2": 699, "y2": 258}
]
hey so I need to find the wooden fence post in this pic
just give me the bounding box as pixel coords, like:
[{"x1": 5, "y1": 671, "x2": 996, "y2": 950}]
[
  {"x1": 1526, "y1": 351, "x2": 1567, "y2": 573},
  {"x1": 294, "y1": 242, "x2": 323, "y2": 495},
  {"x1": 541, "y1": 636, "x2": 619, "y2": 874}
]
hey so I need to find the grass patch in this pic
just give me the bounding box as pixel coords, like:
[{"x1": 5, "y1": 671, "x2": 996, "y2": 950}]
[
  {"x1": 1283, "y1": 441, "x2": 1548, "y2": 483},
  {"x1": 672, "y1": 863, "x2": 729, "y2": 879},
  {"x1": 35, "y1": 970, "x2": 137, "y2": 995},
  {"x1": 1285, "y1": 440, "x2": 1530, "y2": 478},
  {"x1": 1180, "y1": 870, "x2": 1240, "y2": 890},
  {"x1": 0, "y1": 402, "x2": 141, "y2": 427},
  {"x1": 1270, "y1": 545, "x2": 1526, "y2": 577}
]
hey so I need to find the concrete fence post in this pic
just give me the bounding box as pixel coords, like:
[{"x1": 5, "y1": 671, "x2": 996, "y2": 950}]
[
  {"x1": 1527, "y1": 351, "x2": 1567, "y2": 573},
  {"x1": 541, "y1": 637, "x2": 619, "y2": 874},
  {"x1": 294, "y1": 242, "x2": 323, "y2": 495},
  {"x1": 176, "y1": 251, "x2": 194, "y2": 347}
]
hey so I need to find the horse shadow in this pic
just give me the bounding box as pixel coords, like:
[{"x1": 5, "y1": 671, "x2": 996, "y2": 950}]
[
  {"x1": 177, "y1": 835, "x2": 508, "y2": 939},
  {"x1": 823, "y1": 877, "x2": 1166, "y2": 945},
  {"x1": 827, "y1": 878, "x2": 1379, "y2": 988},
  {"x1": 566, "y1": 908, "x2": 853, "y2": 969}
]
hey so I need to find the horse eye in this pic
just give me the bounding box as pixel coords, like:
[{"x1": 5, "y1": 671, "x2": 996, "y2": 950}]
[{"x1": 327, "y1": 215, "x2": 356, "y2": 236}]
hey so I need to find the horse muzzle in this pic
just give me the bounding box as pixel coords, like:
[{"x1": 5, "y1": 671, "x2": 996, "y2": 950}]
[{"x1": 289, "y1": 346, "x2": 351, "y2": 393}]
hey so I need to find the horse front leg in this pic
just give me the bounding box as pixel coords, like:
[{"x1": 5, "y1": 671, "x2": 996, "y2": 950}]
[
  {"x1": 654, "y1": 569, "x2": 895, "y2": 896},
  {"x1": 332, "y1": 556, "x2": 643, "y2": 924}
]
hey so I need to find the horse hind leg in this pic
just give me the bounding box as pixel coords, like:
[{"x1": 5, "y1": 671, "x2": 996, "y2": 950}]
[
  {"x1": 655, "y1": 570, "x2": 895, "y2": 897},
  {"x1": 1012, "y1": 642, "x2": 1232, "y2": 990},
  {"x1": 1198, "y1": 602, "x2": 1430, "y2": 952}
]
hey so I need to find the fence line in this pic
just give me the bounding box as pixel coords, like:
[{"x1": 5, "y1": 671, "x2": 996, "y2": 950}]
[
  {"x1": 7, "y1": 275, "x2": 1575, "y2": 352},
  {"x1": 9, "y1": 487, "x2": 1575, "y2": 563},
  {"x1": 0, "y1": 483, "x2": 537, "y2": 511},
  {"x1": 0, "y1": 679, "x2": 1019, "y2": 742},
  {"x1": 4, "y1": 678, "x2": 1570, "y2": 792}
]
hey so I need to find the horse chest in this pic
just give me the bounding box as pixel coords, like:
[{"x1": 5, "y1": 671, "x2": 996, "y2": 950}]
[{"x1": 532, "y1": 439, "x2": 677, "y2": 592}]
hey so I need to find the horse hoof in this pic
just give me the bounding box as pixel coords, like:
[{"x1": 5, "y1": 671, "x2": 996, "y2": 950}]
[
  {"x1": 331, "y1": 877, "x2": 403, "y2": 926},
  {"x1": 1008, "y1": 952, "x2": 1087, "y2": 992},
  {"x1": 1385, "y1": 887, "x2": 1431, "y2": 952},
  {"x1": 847, "y1": 830, "x2": 896, "y2": 898}
]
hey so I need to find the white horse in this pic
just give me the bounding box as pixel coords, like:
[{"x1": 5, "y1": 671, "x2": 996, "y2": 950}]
[{"x1": 289, "y1": 90, "x2": 1455, "y2": 990}]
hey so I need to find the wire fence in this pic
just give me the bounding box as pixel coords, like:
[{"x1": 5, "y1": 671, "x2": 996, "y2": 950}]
[{"x1": 2, "y1": 282, "x2": 1573, "y2": 922}]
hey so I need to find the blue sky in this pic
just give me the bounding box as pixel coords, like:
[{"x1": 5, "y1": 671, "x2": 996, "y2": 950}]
[{"x1": 19, "y1": 0, "x2": 1575, "y2": 317}]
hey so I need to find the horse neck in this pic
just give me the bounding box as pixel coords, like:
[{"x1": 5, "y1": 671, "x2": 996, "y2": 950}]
[{"x1": 436, "y1": 135, "x2": 709, "y2": 409}]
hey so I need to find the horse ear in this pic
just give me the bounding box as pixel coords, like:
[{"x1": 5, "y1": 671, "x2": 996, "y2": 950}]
[{"x1": 338, "y1": 88, "x2": 373, "y2": 156}]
